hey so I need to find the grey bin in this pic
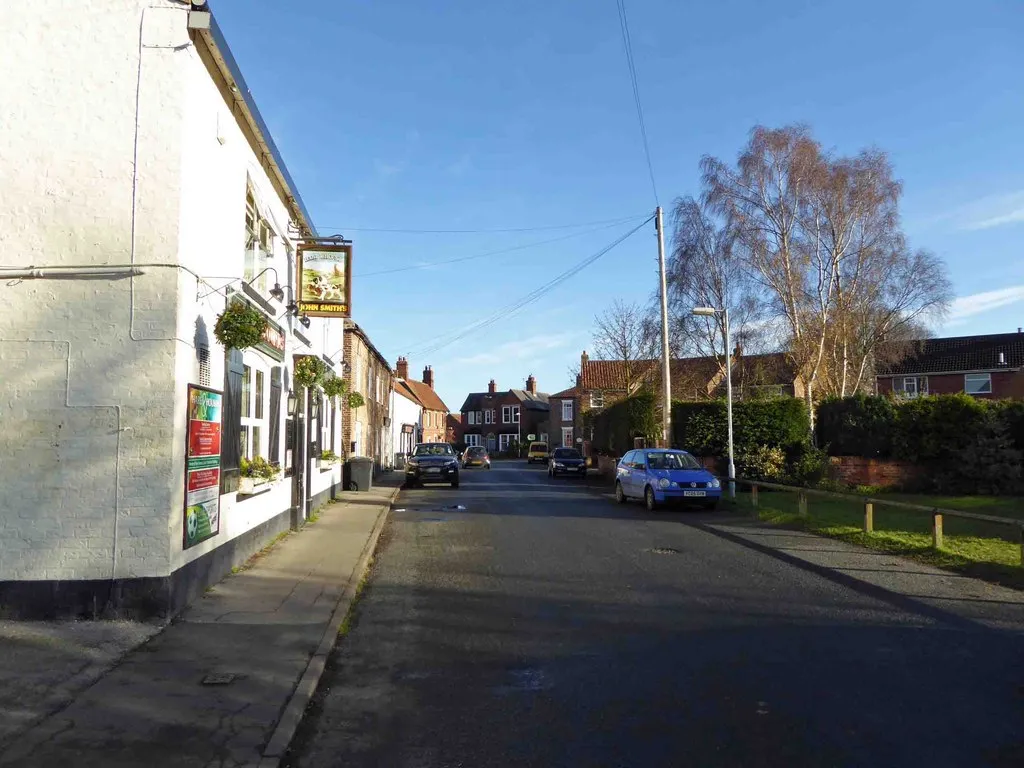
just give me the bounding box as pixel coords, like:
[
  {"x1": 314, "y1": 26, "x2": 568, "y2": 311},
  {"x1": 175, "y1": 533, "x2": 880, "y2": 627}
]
[{"x1": 344, "y1": 456, "x2": 374, "y2": 492}]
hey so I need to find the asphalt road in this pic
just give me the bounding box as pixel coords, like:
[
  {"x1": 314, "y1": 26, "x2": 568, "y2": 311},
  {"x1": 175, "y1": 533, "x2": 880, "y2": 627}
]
[{"x1": 286, "y1": 461, "x2": 1024, "y2": 768}]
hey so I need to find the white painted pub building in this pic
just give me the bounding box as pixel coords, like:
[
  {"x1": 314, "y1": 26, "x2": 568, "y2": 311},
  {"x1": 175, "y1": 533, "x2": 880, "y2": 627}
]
[{"x1": 0, "y1": 2, "x2": 347, "y2": 617}]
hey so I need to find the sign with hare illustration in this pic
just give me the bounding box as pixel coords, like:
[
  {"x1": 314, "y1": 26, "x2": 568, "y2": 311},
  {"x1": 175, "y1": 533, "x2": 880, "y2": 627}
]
[{"x1": 296, "y1": 243, "x2": 352, "y2": 318}]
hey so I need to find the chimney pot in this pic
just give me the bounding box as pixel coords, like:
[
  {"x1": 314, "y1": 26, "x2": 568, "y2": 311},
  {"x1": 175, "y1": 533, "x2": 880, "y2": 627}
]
[
  {"x1": 999, "y1": 351, "x2": 1007, "y2": 366},
  {"x1": 526, "y1": 374, "x2": 537, "y2": 394},
  {"x1": 422, "y1": 365, "x2": 434, "y2": 389},
  {"x1": 396, "y1": 357, "x2": 409, "y2": 380},
  {"x1": 488, "y1": 379, "x2": 497, "y2": 394}
]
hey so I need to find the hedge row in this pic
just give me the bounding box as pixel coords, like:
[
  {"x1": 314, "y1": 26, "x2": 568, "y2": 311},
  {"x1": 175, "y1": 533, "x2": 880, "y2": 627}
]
[
  {"x1": 590, "y1": 390, "x2": 660, "y2": 456},
  {"x1": 816, "y1": 393, "x2": 1024, "y2": 494},
  {"x1": 671, "y1": 398, "x2": 809, "y2": 458}
]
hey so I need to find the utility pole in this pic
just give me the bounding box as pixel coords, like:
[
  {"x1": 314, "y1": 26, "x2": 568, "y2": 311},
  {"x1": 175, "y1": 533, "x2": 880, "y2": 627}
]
[{"x1": 655, "y1": 206, "x2": 672, "y2": 447}]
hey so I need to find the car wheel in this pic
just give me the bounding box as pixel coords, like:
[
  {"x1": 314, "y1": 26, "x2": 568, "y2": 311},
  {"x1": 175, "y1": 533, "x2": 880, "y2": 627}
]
[
  {"x1": 451, "y1": 480, "x2": 459, "y2": 488},
  {"x1": 615, "y1": 482, "x2": 626, "y2": 504},
  {"x1": 645, "y1": 486, "x2": 657, "y2": 512}
]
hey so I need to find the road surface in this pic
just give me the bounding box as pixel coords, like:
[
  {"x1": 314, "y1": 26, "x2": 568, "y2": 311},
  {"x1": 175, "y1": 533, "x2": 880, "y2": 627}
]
[{"x1": 285, "y1": 461, "x2": 1024, "y2": 768}]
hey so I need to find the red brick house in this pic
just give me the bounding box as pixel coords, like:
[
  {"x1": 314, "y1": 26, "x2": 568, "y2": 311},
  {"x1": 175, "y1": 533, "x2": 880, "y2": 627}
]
[
  {"x1": 459, "y1": 376, "x2": 550, "y2": 453},
  {"x1": 555, "y1": 349, "x2": 801, "y2": 454},
  {"x1": 393, "y1": 357, "x2": 450, "y2": 443},
  {"x1": 876, "y1": 331, "x2": 1024, "y2": 399}
]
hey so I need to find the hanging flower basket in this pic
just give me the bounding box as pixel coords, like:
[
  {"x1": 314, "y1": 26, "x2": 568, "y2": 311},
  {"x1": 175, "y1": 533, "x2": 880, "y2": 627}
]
[
  {"x1": 213, "y1": 299, "x2": 267, "y2": 350},
  {"x1": 294, "y1": 355, "x2": 329, "y2": 391},
  {"x1": 347, "y1": 391, "x2": 365, "y2": 409},
  {"x1": 322, "y1": 376, "x2": 349, "y2": 401}
]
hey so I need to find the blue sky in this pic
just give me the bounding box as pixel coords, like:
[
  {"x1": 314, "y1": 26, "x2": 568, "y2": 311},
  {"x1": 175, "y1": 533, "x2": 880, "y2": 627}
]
[{"x1": 213, "y1": 0, "x2": 1024, "y2": 413}]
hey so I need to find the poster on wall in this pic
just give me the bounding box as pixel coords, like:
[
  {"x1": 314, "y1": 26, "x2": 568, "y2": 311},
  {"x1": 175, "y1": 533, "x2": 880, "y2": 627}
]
[
  {"x1": 184, "y1": 384, "x2": 223, "y2": 550},
  {"x1": 296, "y1": 243, "x2": 352, "y2": 318}
]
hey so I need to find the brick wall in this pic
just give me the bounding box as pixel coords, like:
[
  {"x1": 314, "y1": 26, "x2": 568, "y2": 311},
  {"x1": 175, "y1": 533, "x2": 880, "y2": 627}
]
[{"x1": 828, "y1": 457, "x2": 923, "y2": 489}]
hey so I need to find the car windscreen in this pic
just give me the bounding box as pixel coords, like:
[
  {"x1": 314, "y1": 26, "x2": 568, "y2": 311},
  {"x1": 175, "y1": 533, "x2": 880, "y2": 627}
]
[
  {"x1": 646, "y1": 452, "x2": 700, "y2": 470},
  {"x1": 553, "y1": 449, "x2": 580, "y2": 459},
  {"x1": 413, "y1": 444, "x2": 454, "y2": 456},
  {"x1": 530, "y1": 444, "x2": 548, "y2": 451},
  {"x1": 467, "y1": 447, "x2": 486, "y2": 455}
]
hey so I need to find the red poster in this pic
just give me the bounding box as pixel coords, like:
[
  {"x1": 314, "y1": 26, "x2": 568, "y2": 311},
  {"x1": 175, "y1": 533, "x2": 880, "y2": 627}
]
[
  {"x1": 189, "y1": 420, "x2": 222, "y2": 457},
  {"x1": 187, "y1": 467, "x2": 220, "y2": 492}
]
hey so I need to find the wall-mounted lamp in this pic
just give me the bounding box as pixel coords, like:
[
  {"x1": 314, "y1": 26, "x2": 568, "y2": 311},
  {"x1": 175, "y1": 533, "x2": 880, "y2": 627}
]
[
  {"x1": 197, "y1": 266, "x2": 287, "y2": 303},
  {"x1": 299, "y1": 315, "x2": 311, "y2": 329},
  {"x1": 286, "y1": 390, "x2": 298, "y2": 417},
  {"x1": 310, "y1": 396, "x2": 321, "y2": 420}
]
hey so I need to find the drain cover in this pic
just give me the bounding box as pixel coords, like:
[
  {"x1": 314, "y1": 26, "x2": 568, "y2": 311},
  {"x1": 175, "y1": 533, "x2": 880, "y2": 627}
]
[
  {"x1": 647, "y1": 547, "x2": 679, "y2": 555},
  {"x1": 201, "y1": 672, "x2": 236, "y2": 686}
]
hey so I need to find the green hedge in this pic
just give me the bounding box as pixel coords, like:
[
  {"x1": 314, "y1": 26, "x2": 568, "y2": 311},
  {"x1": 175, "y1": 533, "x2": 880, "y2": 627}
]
[
  {"x1": 591, "y1": 390, "x2": 659, "y2": 456},
  {"x1": 671, "y1": 398, "x2": 809, "y2": 458},
  {"x1": 816, "y1": 393, "x2": 1024, "y2": 494}
]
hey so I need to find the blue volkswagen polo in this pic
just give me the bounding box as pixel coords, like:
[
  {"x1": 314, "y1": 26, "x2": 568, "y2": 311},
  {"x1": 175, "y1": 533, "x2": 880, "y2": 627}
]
[{"x1": 615, "y1": 449, "x2": 722, "y2": 511}]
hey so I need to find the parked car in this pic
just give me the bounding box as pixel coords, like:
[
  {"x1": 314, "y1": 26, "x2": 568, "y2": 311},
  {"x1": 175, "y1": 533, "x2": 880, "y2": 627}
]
[
  {"x1": 462, "y1": 446, "x2": 491, "y2": 469},
  {"x1": 548, "y1": 447, "x2": 587, "y2": 478},
  {"x1": 405, "y1": 442, "x2": 460, "y2": 488},
  {"x1": 614, "y1": 449, "x2": 721, "y2": 511},
  {"x1": 526, "y1": 441, "x2": 549, "y2": 464}
]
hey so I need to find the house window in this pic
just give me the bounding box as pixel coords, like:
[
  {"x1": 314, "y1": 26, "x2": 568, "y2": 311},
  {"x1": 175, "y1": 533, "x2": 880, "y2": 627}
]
[
  {"x1": 465, "y1": 434, "x2": 482, "y2": 448},
  {"x1": 965, "y1": 373, "x2": 992, "y2": 395},
  {"x1": 897, "y1": 376, "x2": 928, "y2": 398},
  {"x1": 562, "y1": 427, "x2": 574, "y2": 447},
  {"x1": 561, "y1": 400, "x2": 573, "y2": 421},
  {"x1": 240, "y1": 362, "x2": 269, "y2": 459},
  {"x1": 499, "y1": 434, "x2": 514, "y2": 451},
  {"x1": 484, "y1": 409, "x2": 494, "y2": 424},
  {"x1": 590, "y1": 392, "x2": 604, "y2": 408},
  {"x1": 244, "y1": 188, "x2": 274, "y2": 294},
  {"x1": 503, "y1": 405, "x2": 520, "y2": 423}
]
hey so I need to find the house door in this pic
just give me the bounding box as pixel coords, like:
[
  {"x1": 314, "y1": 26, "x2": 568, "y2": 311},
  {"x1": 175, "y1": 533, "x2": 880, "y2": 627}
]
[{"x1": 487, "y1": 433, "x2": 496, "y2": 451}]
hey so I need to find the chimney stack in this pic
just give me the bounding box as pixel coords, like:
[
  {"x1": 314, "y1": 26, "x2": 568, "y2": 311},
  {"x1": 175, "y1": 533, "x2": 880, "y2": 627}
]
[
  {"x1": 526, "y1": 374, "x2": 537, "y2": 394},
  {"x1": 488, "y1": 379, "x2": 497, "y2": 394},
  {"x1": 733, "y1": 344, "x2": 743, "y2": 358},
  {"x1": 396, "y1": 356, "x2": 409, "y2": 380},
  {"x1": 581, "y1": 350, "x2": 589, "y2": 367},
  {"x1": 423, "y1": 365, "x2": 434, "y2": 389}
]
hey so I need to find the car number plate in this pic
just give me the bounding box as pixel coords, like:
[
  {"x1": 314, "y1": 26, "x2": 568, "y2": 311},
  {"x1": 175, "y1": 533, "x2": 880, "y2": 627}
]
[
  {"x1": 683, "y1": 490, "x2": 706, "y2": 497},
  {"x1": 426, "y1": 467, "x2": 441, "y2": 474}
]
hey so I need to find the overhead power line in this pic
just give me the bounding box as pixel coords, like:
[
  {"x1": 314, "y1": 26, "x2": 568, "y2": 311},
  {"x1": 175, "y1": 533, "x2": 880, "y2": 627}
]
[
  {"x1": 316, "y1": 214, "x2": 647, "y2": 235},
  {"x1": 356, "y1": 216, "x2": 646, "y2": 277},
  {"x1": 407, "y1": 215, "x2": 655, "y2": 359},
  {"x1": 616, "y1": 0, "x2": 659, "y2": 206}
]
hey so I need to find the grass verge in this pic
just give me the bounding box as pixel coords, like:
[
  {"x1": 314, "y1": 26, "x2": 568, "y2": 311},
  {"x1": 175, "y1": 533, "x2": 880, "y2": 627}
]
[{"x1": 744, "y1": 489, "x2": 1024, "y2": 591}]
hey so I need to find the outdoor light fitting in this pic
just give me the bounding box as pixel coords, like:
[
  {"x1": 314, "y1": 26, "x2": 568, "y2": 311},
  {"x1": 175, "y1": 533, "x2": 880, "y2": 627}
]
[
  {"x1": 286, "y1": 390, "x2": 298, "y2": 417},
  {"x1": 299, "y1": 315, "x2": 311, "y2": 329},
  {"x1": 310, "y1": 397, "x2": 320, "y2": 420},
  {"x1": 691, "y1": 307, "x2": 718, "y2": 317}
]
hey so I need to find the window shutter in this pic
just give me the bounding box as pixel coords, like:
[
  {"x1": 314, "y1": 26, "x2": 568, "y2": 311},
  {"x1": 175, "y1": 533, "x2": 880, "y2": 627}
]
[
  {"x1": 221, "y1": 347, "x2": 245, "y2": 494},
  {"x1": 268, "y1": 366, "x2": 282, "y2": 463}
]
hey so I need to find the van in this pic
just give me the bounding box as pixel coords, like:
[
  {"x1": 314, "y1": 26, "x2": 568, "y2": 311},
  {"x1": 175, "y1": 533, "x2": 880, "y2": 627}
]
[{"x1": 527, "y1": 442, "x2": 549, "y2": 464}]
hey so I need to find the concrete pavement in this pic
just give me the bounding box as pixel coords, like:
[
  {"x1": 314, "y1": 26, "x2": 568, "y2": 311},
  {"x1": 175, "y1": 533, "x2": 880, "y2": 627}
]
[
  {"x1": 0, "y1": 472, "x2": 401, "y2": 768},
  {"x1": 288, "y1": 461, "x2": 1024, "y2": 768}
]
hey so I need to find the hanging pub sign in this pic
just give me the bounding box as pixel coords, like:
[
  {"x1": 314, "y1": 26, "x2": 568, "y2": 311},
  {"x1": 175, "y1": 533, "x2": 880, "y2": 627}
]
[
  {"x1": 296, "y1": 243, "x2": 352, "y2": 318},
  {"x1": 183, "y1": 384, "x2": 223, "y2": 549}
]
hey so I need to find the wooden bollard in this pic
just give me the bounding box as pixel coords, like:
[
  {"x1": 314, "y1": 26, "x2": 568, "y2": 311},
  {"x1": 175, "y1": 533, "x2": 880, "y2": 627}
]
[
  {"x1": 932, "y1": 512, "x2": 943, "y2": 550},
  {"x1": 1019, "y1": 526, "x2": 1023, "y2": 568},
  {"x1": 798, "y1": 490, "x2": 808, "y2": 518},
  {"x1": 751, "y1": 484, "x2": 759, "y2": 509},
  {"x1": 864, "y1": 502, "x2": 874, "y2": 533}
]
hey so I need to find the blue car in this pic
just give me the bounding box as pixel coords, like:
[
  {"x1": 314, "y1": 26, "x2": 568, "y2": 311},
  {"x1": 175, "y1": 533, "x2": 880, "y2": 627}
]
[{"x1": 614, "y1": 449, "x2": 722, "y2": 511}]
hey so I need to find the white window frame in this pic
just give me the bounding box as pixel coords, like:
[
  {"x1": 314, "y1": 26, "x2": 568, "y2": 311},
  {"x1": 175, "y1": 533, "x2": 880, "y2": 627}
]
[
  {"x1": 244, "y1": 187, "x2": 275, "y2": 295},
  {"x1": 240, "y1": 360, "x2": 270, "y2": 460},
  {"x1": 561, "y1": 427, "x2": 574, "y2": 447},
  {"x1": 590, "y1": 392, "x2": 604, "y2": 408},
  {"x1": 561, "y1": 400, "x2": 573, "y2": 421},
  {"x1": 484, "y1": 409, "x2": 494, "y2": 424},
  {"x1": 499, "y1": 433, "x2": 514, "y2": 451},
  {"x1": 965, "y1": 372, "x2": 992, "y2": 395},
  {"x1": 465, "y1": 434, "x2": 482, "y2": 448},
  {"x1": 897, "y1": 376, "x2": 928, "y2": 398},
  {"x1": 502, "y1": 405, "x2": 512, "y2": 423}
]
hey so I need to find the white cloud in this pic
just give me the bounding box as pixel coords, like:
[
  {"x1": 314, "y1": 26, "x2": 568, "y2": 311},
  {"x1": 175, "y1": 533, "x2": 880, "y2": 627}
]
[
  {"x1": 947, "y1": 285, "x2": 1024, "y2": 323},
  {"x1": 451, "y1": 333, "x2": 576, "y2": 366},
  {"x1": 955, "y1": 190, "x2": 1024, "y2": 231}
]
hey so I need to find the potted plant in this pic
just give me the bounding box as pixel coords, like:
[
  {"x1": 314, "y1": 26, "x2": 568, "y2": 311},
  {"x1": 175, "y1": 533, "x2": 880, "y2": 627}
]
[
  {"x1": 322, "y1": 375, "x2": 349, "y2": 403},
  {"x1": 214, "y1": 299, "x2": 268, "y2": 350},
  {"x1": 320, "y1": 449, "x2": 340, "y2": 466},
  {"x1": 294, "y1": 355, "x2": 329, "y2": 392},
  {"x1": 347, "y1": 391, "x2": 366, "y2": 409},
  {"x1": 239, "y1": 456, "x2": 281, "y2": 495}
]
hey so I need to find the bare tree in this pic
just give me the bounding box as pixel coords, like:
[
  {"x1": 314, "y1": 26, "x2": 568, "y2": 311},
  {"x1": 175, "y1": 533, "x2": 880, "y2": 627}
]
[
  {"x1": 592, "y1": 299, "x2": 659, "y2": 393},
  {"x1": 666, "y1": 196, "x2": 768, "y2": 375},
  {"x1": 701, "y1": 124, "x2": 951, "y2": 428}
]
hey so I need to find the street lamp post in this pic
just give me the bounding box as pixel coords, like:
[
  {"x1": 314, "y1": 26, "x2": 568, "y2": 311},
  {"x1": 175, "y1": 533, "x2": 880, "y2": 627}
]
[{"x1": 692, "y1": 306, "x2": 735, "y2": 498}]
